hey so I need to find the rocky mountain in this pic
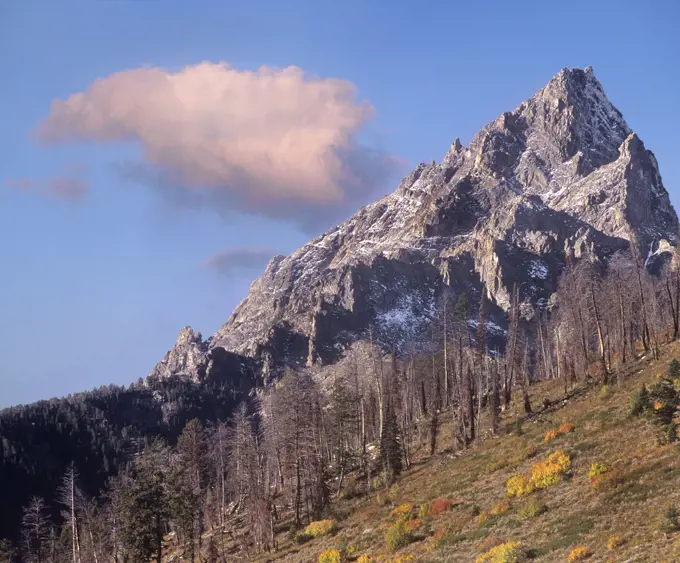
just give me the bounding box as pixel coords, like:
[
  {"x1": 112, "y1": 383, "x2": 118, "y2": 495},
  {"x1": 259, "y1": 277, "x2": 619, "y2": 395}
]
[{"x1": 151, "y1": 67, "x2": 678, "y2": 382}]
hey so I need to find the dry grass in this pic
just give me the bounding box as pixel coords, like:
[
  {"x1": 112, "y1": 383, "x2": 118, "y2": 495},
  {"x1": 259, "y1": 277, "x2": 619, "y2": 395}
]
[{"x1": 238, "y1": 343, "x2": 680, "y2": 562}]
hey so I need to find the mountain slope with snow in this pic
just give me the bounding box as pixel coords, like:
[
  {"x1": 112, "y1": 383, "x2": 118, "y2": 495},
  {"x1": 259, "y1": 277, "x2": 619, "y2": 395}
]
[{"x1": 150, "y1": 67, "x2": 677, "y2": 381}]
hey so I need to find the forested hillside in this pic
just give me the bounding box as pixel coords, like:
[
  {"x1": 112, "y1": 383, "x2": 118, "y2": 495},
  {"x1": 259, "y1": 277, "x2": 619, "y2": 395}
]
[
  {"x1": 2, "y1": 247, "x2": 680, "y2": 562},
  {"x1": 0, "y1": 364, "x2": 258, "y2": 554}
]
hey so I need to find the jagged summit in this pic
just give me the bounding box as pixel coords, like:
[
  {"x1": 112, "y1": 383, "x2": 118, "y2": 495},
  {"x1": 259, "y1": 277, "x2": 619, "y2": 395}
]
[{"x1": 150, "y1": 67, "x2": 678, "y2": 381}]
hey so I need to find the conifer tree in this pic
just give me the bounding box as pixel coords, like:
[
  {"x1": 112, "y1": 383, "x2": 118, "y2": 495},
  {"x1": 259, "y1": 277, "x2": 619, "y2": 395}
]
[
  {"x1": 379, "y1": 401, "x2": 402, "y2": 485},
  {"x1": 119, "y1": 440, "x2": 169, "y2": 563}
]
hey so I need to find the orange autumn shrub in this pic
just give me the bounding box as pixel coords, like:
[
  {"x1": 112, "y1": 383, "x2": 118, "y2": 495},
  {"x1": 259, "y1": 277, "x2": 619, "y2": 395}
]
[
  {"x1": 568, "y1": 545, "x2": 593, "y2": 561},
  {"x1": 490, "y1": 500, "x2": 511, "y2": 516},
  {"x1": 403, "y1": 518, "x2": 423, "y2": 533},
  {"x1": 544, "y1": 424, "x2": 575, "y2": 443},
  {"x1": 430, "y1": 497, "x2": 454, "y2": 515},
  {"x1": 543, "y1": 429, "x2": 559, "y2": 443}
]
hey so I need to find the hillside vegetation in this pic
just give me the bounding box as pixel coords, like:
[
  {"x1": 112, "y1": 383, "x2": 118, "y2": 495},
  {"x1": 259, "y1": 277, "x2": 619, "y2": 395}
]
[
  {"x1": 4, "y1": 246, "x2": 680, "y2": 563},
  {"x1": 244, "y1": 344, "x2": 680, "y2": 562}
]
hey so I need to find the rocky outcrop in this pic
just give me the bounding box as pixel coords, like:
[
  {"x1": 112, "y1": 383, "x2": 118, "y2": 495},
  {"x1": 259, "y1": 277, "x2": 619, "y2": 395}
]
[
  {"x1": 150, "y1": 67, "x2": 678, "y2": 381},
  {"x1": 148, "y1": 327, "x2": 209, "y2": 382}
]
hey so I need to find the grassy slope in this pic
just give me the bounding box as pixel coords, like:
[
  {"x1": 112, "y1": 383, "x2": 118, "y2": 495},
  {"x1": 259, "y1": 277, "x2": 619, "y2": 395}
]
[{"x1": 246, "y1": 342, "x2": 680, "y2": 562}]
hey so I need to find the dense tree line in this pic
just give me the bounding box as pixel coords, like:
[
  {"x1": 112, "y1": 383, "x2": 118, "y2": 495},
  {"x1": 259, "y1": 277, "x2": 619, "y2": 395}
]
[
  {"x1": 0, "y1": 367, "x2": 256, "y2": 552},
  {"x1": 1, "y1": 243, "x2": 679, "y2": 561}
]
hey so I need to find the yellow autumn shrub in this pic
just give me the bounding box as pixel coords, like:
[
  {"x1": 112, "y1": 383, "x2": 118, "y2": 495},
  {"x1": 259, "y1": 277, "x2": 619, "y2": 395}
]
[
  {"x1": 490, "y1": 499, "x2": 511, "y2": 515},
  {"x1": 318, "y1": 548, "x2": 344, "y2": 563},
  {"x1": 475, "y1": 540, "x2": 524, "y2": 563},
  {"x1": 567, "y1": 545, "x2": 592, "y2": 561},
  {"x1": 607, "y1": 535, "x2": 624, "y2": 550},
  {"x1": 558, "y1": 423, "x2": 575, "y2": 434},
  {"x1": 392, "y1": 555, "x2": 416, "y2": 563},
  {"x1": 506, "y1": 474, "x2": 534, "y2": 498},
  {"x1": 305, "y1": 519, "x2": 336, "y2": 538},
  {"x1": 507, "y1": 451, "x2": 570, "y2": 497},
  {"x1": 390, "y1": 502, "x2": 415, "y2": 522},
  {"x1": 356, "y1": 555, "x2": 374, "y2": 563},
  {"x1": 529, "y1": 450, "x2": 571, "y2": 489}
]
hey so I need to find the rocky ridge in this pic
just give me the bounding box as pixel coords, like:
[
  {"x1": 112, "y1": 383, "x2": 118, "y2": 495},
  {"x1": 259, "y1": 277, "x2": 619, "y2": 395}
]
[{"x1": 149, "y1": 67, "x2": 678, "y2": 382}]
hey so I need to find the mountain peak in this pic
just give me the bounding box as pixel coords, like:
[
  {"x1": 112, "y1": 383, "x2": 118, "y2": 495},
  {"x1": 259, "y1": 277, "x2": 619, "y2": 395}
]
[{"x1": 151, "y1": 69, "x2": 677, "y2": 380}]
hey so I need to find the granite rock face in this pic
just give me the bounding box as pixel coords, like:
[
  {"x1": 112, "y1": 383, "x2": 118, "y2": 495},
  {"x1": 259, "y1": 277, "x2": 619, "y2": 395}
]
[
  {"x1": 148, "y1": 327, "x2": 209, "y2": 382},
  {"x1": 150, "y1": 67, "x2": 678, "y2": 381}
]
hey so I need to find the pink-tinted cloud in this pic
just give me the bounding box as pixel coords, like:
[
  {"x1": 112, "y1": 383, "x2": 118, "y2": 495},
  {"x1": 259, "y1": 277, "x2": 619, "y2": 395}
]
[
  {"x1": 4, "y1": 178, "x2": 37, "y2": 191},
  {"x1": 35, "y1": 62, "x2": 398, "y2": 228},
  {"x1": 204, "y1": 247, "x2": 275, "y2": 276},
  {"x1": 3, "y1": 163, "x2": 89, "y2": 203},
  {"x1": 47, "y1": 176, "x2": 89, "y2": 202}
]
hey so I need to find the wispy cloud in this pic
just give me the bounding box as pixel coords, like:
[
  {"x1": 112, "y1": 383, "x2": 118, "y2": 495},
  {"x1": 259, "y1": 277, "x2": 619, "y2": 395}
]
[
  {"x1": 203, "y1": 247, "x2": 276, "y2": 277},
  {"x1": 4, "y1": 165, "x2": 90, "y2": 203},
  {"x1": 4, "y1": 178, "x2": 36, "y2": 191},
  {"x1": 34, "y1": 62, "x2": 399, "y2": 229},
  {"x1": 47, "y1": 176, "x2": 88, "y2": 202}
]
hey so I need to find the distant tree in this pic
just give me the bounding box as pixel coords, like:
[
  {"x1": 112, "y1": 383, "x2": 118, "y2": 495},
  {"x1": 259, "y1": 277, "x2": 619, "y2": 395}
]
[
  {"x1": 56, "y1": 462, "x2": 82, "y2": 563},
  {"x1": 21, "y1": 497, "x2": 50, "y2": 563},
  {"x1": 0, "y1": 539, "x2": 16, "y2": 563}
]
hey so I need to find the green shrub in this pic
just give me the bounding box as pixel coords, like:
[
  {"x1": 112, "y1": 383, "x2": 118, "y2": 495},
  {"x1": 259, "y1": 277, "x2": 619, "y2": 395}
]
[
  {"x1": 588, "y1": 462, "x2": 610, "y2": 481},
  {"x1": 517, "y1": 498, "x2": 547, "y2": 520},
  {"x1": 647, "y1": 378, "x2": 679, "y2": 427},
  {"x1": 294, "y1": 531, "x2": 313, "y2": 544},
  {"x1": 630, "y1": 384, "x2": 651, "y2": 417},
  {"x1": 661, "y1": 504, "x2": 680, "y2": 533},
  {"x1": 514, "y1": 419, "x2": 524, "y2": 436},
  {"x1": 668, "y1": 359, "x2": 680, "y2": 380},
  {"x1": 385, "y1": 520, "x2": 414, "y2": 552}
]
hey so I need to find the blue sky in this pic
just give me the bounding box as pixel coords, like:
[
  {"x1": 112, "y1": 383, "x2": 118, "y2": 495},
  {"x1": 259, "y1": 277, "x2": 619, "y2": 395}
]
[{"x1": 1, "y1": 0, "x2": 678, "y2": 407}]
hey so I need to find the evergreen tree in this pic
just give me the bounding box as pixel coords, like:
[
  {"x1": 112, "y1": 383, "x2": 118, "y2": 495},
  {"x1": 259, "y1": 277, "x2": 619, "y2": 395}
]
[
  {"x1": 379, "y1": 402, "x2": 402, "y2": 485},
  {"x1": 170, "y1": 419, "x2": 208, "y2": 562},
  {"x1": 119, "y1": 440, "x2": 169, "y2": 563}
]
